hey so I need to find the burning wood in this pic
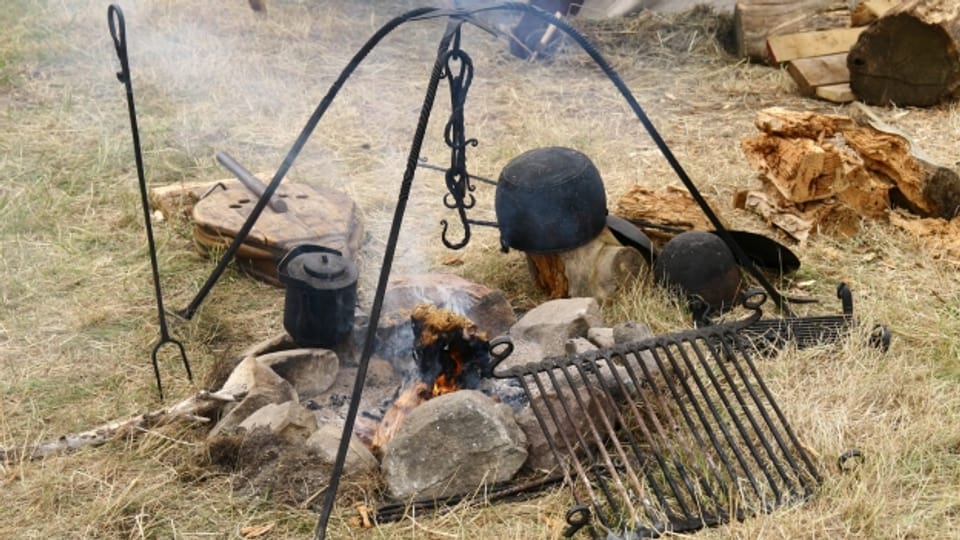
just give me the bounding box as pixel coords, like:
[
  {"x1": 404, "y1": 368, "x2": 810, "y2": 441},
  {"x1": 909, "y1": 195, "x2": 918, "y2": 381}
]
[{"x1": 364, "y1": 304, "x2": 493, "y2": 453}]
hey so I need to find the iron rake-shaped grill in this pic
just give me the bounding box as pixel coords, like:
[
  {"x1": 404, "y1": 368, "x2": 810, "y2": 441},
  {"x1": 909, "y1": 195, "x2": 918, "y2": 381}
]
[{"x1": 492, "y1": 311, "x2": 822, "y2": 538}]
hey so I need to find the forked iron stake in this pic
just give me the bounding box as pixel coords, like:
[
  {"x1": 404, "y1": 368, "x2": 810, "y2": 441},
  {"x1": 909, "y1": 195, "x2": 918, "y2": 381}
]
[{"x1": 108, "y1": 4, "x2": 192, "y2": 401}]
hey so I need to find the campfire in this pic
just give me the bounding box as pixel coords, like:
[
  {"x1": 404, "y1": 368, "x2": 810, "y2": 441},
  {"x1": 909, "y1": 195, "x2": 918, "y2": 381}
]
[{"x1": 364, "y1": 303, "x2": 494, "y2": 453}]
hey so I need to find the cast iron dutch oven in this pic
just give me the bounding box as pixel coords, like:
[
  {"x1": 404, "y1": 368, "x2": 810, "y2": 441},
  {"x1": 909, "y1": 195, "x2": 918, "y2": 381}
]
[
  {"x1": 278, "y1": 244, "x2": 358, "y2": 348},
  {"x1": 495, "y1": 146, "x2": 607, "y2": 254}
]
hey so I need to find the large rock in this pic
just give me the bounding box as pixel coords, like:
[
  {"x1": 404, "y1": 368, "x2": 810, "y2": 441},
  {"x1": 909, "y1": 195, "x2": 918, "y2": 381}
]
[
  {"x1": 509, "y1": 297, "x2": 603, "y2": 357},
  {"x1": 381, "y1": 390, "x2": 527, "y2": 501},
  {"x1": 375, "y1": 274, "x2": 516, "y2": 368}
]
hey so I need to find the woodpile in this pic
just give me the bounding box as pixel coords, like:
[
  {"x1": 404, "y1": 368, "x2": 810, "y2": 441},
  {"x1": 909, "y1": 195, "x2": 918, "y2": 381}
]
[
  {"x1": 735, "y1": 0, "x2": 960, "y2": 106},
  {"x1": 738, "y1": 106, "x2": 960, "y2": 243}
]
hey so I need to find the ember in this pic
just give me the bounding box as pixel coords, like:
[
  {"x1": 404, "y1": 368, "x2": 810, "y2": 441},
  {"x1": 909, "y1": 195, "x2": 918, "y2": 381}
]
[{"x1": 411, "y1": 303, "x2": 491, "y2": 397}]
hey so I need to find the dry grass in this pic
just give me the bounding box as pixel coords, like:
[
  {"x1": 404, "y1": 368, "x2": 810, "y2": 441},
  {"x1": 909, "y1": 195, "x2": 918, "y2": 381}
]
[{"x1": 2, "y1": 0, "x2": 959, "y2": 538}]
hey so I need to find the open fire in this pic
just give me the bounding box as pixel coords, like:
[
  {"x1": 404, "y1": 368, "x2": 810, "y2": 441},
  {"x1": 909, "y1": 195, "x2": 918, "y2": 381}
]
[{"x1": 362, "y1": 303, "x2": 494, "y2": 452}]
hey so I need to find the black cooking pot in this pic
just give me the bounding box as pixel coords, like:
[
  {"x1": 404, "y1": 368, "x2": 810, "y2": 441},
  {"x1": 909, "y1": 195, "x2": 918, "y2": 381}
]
[
  {"x1": 495, "y1": 146, "x2": 607, "y2": 254},
  {"x1": 278, "y1": 244, "x2": 358, "y2": 348},
  {"x1": 653, "y1": 231, "x2": 742, "y2": 314}
]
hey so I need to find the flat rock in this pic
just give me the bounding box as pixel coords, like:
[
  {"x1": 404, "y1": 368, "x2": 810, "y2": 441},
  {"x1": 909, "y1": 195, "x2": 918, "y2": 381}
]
[
  {"x1": 613, "y1": 321, "x2": 654, "y2": 345},
  {"x1": 210, "y1": 356, "x2": 298, "y2": 438},
  {"x1": 257, "y1": 348, "x2": 339, "y2": 400},
  {"x1": 381, "y1": 390, "x2": 527, "y2": 501},
  {"x1": 587, "y1": 327, "x2": 616, "y2": 349},
  {"x1": 238, "y1": 400, "x2": 319, "y2": 444},
  {"x1": 509, "y1": 297, "x2": 603, "y2": 357},
  {"x1": 306, "y1": 424, "x2": 379, "y2": 476}
]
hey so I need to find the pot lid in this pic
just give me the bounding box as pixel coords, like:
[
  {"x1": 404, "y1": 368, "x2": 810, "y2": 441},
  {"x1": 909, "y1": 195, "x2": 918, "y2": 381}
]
[{"x1": 278, "y1": 244, "x2": 357, "y2": 289}]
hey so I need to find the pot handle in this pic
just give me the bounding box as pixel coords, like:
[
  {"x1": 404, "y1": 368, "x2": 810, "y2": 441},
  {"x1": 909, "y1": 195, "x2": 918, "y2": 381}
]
[
  {"x1": 277, "y1": 244, "x2": 344, "y2": 278},
  {"x1": 486, "y1": 335, "x2": 514, "y2": 376}
]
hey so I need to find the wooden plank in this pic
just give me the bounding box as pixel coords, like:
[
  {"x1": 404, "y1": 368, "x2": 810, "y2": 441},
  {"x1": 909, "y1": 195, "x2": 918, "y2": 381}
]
[
  {"x1": 767, "y1": 27, "x2": 865, "y2": 64},
  {"x1": 786, "y1": 53, "x2": 850, "y2": 96},
  {"x1": 734, "y1": 0, "x2": 849, "y2": 62},
  {"x1": 816, "y1": 83, "x2": 856, "y2": 103}
]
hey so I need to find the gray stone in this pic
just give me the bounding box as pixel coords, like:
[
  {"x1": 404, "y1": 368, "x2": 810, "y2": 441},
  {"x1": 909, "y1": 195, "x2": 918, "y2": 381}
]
[
  {"x1": 238, "y1": 400, "x2": 319, "y2": 444},
  {"x1": 509, "y1": 297, "x2": 603, "y2": 357},
  {"x1": 381, "y1": 390, "x2": 527, "y2": 501},
  {"x1": 491, "y1": 338, "x2": 545, "y2": 373},
  {"x1": 612, "y1": 321, "x2": 654, "y2": 345},
  {"x1": 257, "y1": 348, "x2": 339, "y2": 400},
  {"x1": 565, "y1": 337, "x2": 598, "y2": 356},
  {"x1": 611, "y1": 321, "x2": 659, "y2": 382},
  {"x1": 587, "y1": 327, "x2": 616, "y2": 349},
  {"x1": 210, "y1": 356, "x2": 298, "y2": 438},
  {"x1": 306, "y1": 424, "x2": 379, "y2": 475},
  {"x1": 514, "y1": 375, "x2": 615, "y2": 473}
]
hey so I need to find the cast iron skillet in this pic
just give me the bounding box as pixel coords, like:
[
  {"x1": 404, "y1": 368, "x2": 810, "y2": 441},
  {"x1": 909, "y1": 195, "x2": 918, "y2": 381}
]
[{"x1": 605, "y1": 215, "x2": 800, "y2": 275}]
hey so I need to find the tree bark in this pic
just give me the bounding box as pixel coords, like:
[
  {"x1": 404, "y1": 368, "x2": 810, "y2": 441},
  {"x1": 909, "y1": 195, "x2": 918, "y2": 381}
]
[{"x1": 848, "y1": 0, "x2": 960, "y2": 106}]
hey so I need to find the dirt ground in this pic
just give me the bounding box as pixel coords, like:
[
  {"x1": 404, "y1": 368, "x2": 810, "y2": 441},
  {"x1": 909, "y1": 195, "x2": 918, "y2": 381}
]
[{"x1": 1, "y1": 1, "x2": 959, "y2": 539}]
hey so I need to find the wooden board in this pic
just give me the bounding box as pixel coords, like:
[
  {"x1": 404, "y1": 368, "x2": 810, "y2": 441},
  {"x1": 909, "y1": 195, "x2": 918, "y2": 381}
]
[
  {"x1": 734, "y1": 0, "x2": 850, "y2": 62},
  {"x1": 192, "y1": 182, "x2": 363, "y2": 284},
  {"x1": 816, "y1": 83, "x2": 856, "y2": 103},
  {"x1": 767, "y1": 27, "x2": 865, "y2": 64},
  {"x1": 786, "y1": 53, "x2": 850, "y2": 96}
]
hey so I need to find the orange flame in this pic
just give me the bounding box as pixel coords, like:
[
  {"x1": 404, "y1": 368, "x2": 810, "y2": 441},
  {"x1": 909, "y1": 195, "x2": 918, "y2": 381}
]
[{"x1": 432, "y1": 350, "x2": 464, "y2": 397}]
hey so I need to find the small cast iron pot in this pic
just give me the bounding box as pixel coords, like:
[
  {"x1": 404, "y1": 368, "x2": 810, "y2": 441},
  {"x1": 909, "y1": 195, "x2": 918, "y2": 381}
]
[
  {"x1": 653, "y1": 230, "x2": 742, "y2": 314},
  {"x1": 495, "y1": 146, "x2": 607, "y2": 254},
  {"x1": 278, "y1": 244, "x2": 358, "y2": 348}
]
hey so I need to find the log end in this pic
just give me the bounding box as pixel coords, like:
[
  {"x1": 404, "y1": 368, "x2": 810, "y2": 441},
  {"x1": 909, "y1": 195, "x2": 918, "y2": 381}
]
[{"x1": 848, "y1": 13, "x2": 960, "y2": 106}]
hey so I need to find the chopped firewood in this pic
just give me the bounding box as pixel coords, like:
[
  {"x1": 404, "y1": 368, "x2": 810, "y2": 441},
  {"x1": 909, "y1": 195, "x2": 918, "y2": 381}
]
[
  {"x1": 816, "y1": 83, "x2": 856, "y2": 103},
  {"x1": 851, "y1": 0, "x2": 902, "y2": 26},
  {"x1": 739, "y1": 106, "x2": 960, "y2": 242},
  {"x1": 889, "y1": 210, "x2": 960, "y2": 266},
  {"x1": 615, "y1": 185, "x2": 718, "y2": 242},
  {"x1": 848, "y1": 0, "x2": 960, "y2": 106},
  {"x1": 525, "y1": 228, "x2": 645, "y2": 300},
  {"x1": 768, "y1": 28, "x2": 865, "y2": 64},
  {"x1": 786, "y1": 53, "x2": 850, "y2": 97},
  {"x1": 734, "y1": 0, "x2": 851, "y2": 62}
]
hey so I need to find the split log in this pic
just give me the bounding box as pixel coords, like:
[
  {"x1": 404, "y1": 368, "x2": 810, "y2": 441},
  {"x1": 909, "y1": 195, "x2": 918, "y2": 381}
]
[
  {"x1": 848, "y1": 0, "x2": 960, "y2": 106},
  {"x1": 739, "y1": 106, "x2": 960, "y2": 242},
  {"x1": 615, "y1": 185, "x2": 717, "y2": 243},
  {"x1": 0, "y1": 390, "x2": 241, "y2": 463},
  {"x1": 734, "y1": 0, "x2": 851, "y2": 62},
  {"x1": 525, "y1": 229, "x2": 645, "y2": 300},
  {"x1": 851, "y1": 0, "x2": 903, "y2": 26}
]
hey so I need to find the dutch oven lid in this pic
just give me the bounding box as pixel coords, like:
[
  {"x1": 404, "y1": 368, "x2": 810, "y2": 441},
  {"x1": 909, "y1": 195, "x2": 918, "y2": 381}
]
[{"x1": 278, "y1": 244, "x2": 357, "y2": 290}]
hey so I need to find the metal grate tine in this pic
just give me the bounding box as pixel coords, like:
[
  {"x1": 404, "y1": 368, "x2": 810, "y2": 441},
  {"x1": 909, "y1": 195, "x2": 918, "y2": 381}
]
[{"x1": 495, "y1": 313, "x2": 821, "y2": 538}]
